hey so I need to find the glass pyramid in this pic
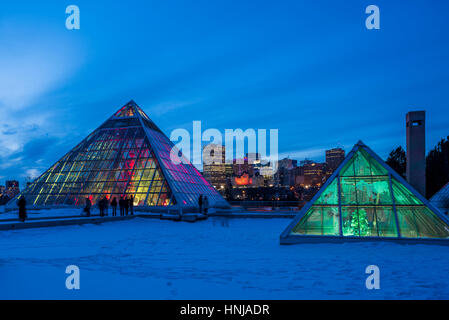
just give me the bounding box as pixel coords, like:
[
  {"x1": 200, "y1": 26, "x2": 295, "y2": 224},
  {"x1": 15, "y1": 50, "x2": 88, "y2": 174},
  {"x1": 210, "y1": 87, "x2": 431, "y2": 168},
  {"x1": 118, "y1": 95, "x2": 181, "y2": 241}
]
[
  {"x1": 280, "y1": 141, "x2": 449, "y2": 244},
  {"x1": 8, "y1": 100, "x2": 229, "y2": 210},
  {"x1": 430, "y1": 182, "x2": 449, "y2": 215}
]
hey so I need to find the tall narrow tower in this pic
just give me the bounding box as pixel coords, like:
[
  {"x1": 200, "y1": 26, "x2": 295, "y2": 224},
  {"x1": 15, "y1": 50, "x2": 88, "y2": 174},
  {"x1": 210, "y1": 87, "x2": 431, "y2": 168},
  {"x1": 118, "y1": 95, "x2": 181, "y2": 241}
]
[{"x1": 406, "y1": 111, "x2": 426, "y2": 196}]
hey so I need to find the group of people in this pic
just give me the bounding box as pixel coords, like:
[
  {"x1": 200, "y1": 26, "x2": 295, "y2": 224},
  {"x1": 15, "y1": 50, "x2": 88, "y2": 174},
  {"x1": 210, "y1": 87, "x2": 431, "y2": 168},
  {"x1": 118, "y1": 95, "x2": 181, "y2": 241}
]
[
  {"x1": 16, "y1": 193, "x2": 209, "y2": 222},
  {"x1": 111, "y1": 196, "x2": 134, "y2": 216},
  {"x1": 198, "y1": 195, "x2": 209, "y2": 215},
  {"x1": 83, "y1": 195, "x2": 134, "y2": 217}
]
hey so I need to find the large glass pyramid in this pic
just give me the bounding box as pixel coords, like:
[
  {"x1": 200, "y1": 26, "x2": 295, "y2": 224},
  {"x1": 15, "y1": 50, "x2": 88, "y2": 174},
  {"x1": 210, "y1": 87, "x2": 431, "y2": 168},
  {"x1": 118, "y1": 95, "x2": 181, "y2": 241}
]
[
  {"x1": 8, "y1": 100, "x2": 229, "y2": 210},
  {"x1": 430, "y1": 182, "x2": 449, "y2": 215},
  {"x1": 280, "y1": 141, "x2": 449, "y2": 244}
]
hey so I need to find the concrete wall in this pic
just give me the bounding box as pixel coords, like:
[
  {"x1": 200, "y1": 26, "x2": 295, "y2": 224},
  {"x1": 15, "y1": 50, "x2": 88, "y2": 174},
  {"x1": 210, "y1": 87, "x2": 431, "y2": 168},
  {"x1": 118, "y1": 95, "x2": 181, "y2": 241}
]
[{"x1": 406, "y1": 111, "x2": 426, "y2": 196}]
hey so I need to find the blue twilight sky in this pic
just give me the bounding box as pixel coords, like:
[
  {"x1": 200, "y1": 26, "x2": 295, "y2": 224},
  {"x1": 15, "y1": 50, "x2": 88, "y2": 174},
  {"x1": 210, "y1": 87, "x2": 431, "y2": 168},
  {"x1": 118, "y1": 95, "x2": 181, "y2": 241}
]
[{"x1": 1, "y1": 0, "x2": 449, "y2": 185}]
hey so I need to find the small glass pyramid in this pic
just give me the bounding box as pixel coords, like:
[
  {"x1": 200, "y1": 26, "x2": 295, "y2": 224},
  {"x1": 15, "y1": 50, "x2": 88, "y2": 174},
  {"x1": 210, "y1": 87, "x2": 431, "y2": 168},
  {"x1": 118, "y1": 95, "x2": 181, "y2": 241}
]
[
  {"x1": 280, "y1": 141, "x2": 449, "y2": 244},
  {"x1": 430, "y1": 183, "x2": 449, "y2": 215},
  {"x1": 8, "y1": 100, "x2": 229, "y2": 210}
]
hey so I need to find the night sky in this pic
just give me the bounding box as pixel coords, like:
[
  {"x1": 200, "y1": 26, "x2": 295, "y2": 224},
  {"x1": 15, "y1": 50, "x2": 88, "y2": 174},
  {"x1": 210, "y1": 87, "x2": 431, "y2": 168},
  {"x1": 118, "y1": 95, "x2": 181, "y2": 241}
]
[{"x1": 1, "y1": 0, "x2": 449, "y2": 185}]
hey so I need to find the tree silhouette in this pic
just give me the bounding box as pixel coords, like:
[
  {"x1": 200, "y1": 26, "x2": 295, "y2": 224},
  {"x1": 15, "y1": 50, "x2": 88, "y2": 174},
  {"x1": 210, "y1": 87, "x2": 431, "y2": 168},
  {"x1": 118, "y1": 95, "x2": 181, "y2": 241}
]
[
  {"x1": 386, "y1": 146, "x2": 406, "y2": 178},
  {"x1": 426, "y1": 136, "x2": 449, "y2": 198}
]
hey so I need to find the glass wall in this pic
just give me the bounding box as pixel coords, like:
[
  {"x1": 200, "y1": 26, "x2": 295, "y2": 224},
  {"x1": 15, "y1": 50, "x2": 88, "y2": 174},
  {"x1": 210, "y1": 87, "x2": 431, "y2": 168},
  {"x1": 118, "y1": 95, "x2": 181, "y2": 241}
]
[
  {"x1": 289, "y1": 147, "x2": 449, "y2": 240},
  {"x1": 16, "y1": 101, "x2": 228, "y2": 208}
]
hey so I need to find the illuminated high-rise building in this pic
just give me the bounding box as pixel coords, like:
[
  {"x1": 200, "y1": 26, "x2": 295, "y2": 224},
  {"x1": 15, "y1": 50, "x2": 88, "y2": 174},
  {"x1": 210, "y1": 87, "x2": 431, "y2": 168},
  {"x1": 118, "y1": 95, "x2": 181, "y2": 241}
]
[
  {"x1": 325, "y1": 148, "x2": 345, "y2": 173},
  {"x1": 202, "y1": 144, "x2": 227, "y2": 191},
  {"x1": 5, "y1": 180, "x2": 20, "y2": 198}
]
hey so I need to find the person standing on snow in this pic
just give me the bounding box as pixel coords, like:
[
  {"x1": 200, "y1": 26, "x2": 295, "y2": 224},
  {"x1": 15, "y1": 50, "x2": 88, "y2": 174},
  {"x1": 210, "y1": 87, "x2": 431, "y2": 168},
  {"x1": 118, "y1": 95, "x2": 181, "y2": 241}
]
[
  {"x1": 98, "y1": 198, "x2": 105, "y2": 217},
  {"x1": 124, "y1": 196, "x2": 129, "y2": 216},
  {"x1": 17, "y1": 196, "x2": 27, "y2": 222},
  {"x1": 119, "y1": 197, "x2": 125, "y2": 216},
  {"x1": 129, "y1": 195, "x2": 134, "y2": 215},
  {"x1": 198, "y1": 195, "x2": 203, "y2": 214},
  {"x1": 111, "y1": 197, "x2": 117, "y2": 216},
  {"x1": 84, "y1": 197, "x2": 92, "y2": 217},
  {"x1": 103, "y1": 197, "x2": 109, "y2": 216},
  {"x1": 203, "y1": 196, "x2": 209, "y2": 216}
]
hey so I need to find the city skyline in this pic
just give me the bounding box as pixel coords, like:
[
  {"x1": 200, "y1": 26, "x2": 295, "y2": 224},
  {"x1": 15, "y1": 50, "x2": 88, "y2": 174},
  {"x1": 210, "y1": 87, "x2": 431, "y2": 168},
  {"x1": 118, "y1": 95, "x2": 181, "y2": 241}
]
[{"x1": 1, "y1": 0, "x2": 449, "y2": 185}]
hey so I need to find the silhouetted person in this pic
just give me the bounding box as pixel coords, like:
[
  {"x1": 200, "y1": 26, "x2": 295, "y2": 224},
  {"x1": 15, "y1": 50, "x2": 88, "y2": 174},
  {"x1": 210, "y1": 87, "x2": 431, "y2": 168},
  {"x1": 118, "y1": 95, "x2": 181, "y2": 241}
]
[
  {"x1": 111, "y1": 197, "x2": 117, "y2": 216},
  {"x1": 198, "y1": 195, "x2": 203, "y2": 214},
  {"x1": 17, "y1": 196, "x2": 27, "y2": 222},
  {"x1": 129, "y1": 195, "x2": 134, "y2": 215},
  {"x1": 124, "y1": 196, "x2": 129, "y2": 216},
  {"x1": 84, "y1": 197, "x2": 92, "y2": 217},
  {"x1": 119, "y1": 197, "x2": 125, "y2": 216},
  {"x1": 203, "y1": 196, "x2": 209, "y2": 215},
  {"x1": 103, "y1": 197, "x2": 109, "y2": 216},
  {"x1": 98, "y1": 199, "x2": 105, "y2": 217}
]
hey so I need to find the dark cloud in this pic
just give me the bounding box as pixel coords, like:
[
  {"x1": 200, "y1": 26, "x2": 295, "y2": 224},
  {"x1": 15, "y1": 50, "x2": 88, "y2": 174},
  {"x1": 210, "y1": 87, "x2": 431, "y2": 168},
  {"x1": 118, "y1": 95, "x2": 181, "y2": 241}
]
[
  {"x1": 2, "y1": 129, "x2": 17, "y2": 135},
  {"x1": 21, "y1": 136, "x2": 60, "y2": 161},
  {"x1": 1, "y1": 124, "x2": 17, "y2": 135}
]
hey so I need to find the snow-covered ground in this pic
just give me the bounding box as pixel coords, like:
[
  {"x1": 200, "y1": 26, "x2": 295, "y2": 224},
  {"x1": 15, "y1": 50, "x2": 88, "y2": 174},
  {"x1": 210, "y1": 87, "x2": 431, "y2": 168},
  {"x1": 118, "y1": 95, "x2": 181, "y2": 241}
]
[
  {"x1": 1, "y1": 217, "x2": 449, "y2": 299},
  {"x1": 0, "y1": 208, "x2": 89, "y2": 221}
]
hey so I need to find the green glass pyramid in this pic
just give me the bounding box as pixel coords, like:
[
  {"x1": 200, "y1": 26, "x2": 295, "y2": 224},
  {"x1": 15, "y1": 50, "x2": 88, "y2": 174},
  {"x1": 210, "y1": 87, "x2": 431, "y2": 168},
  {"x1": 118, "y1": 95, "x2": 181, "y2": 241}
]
[
  {"x1": 280, "y1": 141, "x2": 449, "y2": 244},
  {"x1": 7, "y1": 100, "x2": 229, "y2": 211}
]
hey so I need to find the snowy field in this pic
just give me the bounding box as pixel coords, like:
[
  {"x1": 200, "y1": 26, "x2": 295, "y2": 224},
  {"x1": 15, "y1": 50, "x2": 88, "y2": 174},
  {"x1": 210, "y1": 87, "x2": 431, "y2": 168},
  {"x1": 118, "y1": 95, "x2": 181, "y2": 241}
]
[{"x1": 1, "y1": 217, "x2": 449, "y2": 299}]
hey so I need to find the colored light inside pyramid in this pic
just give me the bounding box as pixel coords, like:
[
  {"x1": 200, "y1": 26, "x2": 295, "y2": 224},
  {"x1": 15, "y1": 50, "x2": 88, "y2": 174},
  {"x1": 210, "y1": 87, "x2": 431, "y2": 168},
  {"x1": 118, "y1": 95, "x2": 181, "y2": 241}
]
[
  {"x1": 281, "y1": 141, "x2": 449, "y2": 243},
  {"x1": 7, "y1": 101, "x2": 229, "y2": 210}
]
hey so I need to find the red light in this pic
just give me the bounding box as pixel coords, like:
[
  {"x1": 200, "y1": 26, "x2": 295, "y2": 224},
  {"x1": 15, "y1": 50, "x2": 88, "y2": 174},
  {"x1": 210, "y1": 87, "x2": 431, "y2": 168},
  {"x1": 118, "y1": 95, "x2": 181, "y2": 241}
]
[{"x1": 234, "y1": 173, "x2": 252, "y2": 186}]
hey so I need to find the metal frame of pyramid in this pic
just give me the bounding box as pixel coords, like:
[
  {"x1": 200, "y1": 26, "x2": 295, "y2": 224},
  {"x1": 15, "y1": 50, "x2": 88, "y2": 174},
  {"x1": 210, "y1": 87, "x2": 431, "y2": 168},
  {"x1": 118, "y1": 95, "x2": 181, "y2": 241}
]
[
  {"x1": 7, "y1": 100, "x2": 229, "y2": 212},
  {"x1": 430, "y1": 182, "x2": 449, "y2": 215},
  {"x1": 280, "y1": 141, "x2": 449, "y2": 245}
]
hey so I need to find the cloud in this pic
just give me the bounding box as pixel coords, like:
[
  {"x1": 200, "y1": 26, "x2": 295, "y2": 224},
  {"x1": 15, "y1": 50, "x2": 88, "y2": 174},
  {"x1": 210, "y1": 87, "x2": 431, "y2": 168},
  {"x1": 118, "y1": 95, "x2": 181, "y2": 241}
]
[
  {"x1": 0, "y1": 156, "x2": 23, "y2": 170},
  {"x1": 1, "y1": 124, "x2": 18, "y2": 135},
  {"x1": 0, "y1": 17, "x2": 85, "y2": 183},
  {"x1": 22, "y1": 136, "x2": 60, "y2": 160},
  {"x1": 145, "y1": 100, "x2": 202, "y2": 116},
  {"x1": 23, "y1": 168, "x2": 41, "y2": 180},
  {"x1": 0, "y1": 113, "x2": 50, "y2": 158}
]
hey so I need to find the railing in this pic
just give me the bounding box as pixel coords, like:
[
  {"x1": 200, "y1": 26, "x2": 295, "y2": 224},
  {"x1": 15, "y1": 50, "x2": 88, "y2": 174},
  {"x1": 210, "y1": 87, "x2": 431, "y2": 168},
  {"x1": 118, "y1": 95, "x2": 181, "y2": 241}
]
[{"x1": 229, "y1": 200, "x2": 305, "y2": 210}]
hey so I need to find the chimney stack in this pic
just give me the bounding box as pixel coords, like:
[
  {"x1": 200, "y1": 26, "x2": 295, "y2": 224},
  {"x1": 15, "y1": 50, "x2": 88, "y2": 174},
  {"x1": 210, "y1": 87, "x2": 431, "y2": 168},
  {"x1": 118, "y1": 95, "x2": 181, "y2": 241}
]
[{"x1": 406, "y1": 111, "x2": 426, "y2": 196}]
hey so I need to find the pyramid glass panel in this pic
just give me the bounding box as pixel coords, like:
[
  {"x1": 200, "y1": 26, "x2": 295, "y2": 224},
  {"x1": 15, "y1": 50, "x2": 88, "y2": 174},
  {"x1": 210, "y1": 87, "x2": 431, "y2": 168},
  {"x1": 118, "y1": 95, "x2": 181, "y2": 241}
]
[
  {"x1": 291, "y1": 206, "x2": 340, "y2": 236},
  {"x1": 114, "y1": 104, "x2": 136, "y2": 117},
  {"x1": 374, "y1": 206, "x2": 398, "y2": 237},
  {"x1": 8, "y1": 101, "x2": 228, "y2": 210},
  {"x1": 342, "y1": 206, "x2": 398, "y2": 237},
  {"x1": 392, "y1": 178, "x2": 423, "y2": 205},
  {"x1": 430, "y1": 183, "x2": 449, "y2": 214},
  {"x1": 342, "y1": 206, "x2": 376, "y2": 236},
  {"x1": 315, "y1": 179, "x2": 339, "y2": 205},
  {"x1": 340, "y1": 176, "x2": 392, "y2": 205},
  {"x1": 397, "y1": 207, "x2": 449, "y2": 238},
  {"x1": 281, "y1": 141, "x2": 449, "y2": 244}
]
